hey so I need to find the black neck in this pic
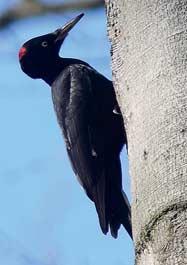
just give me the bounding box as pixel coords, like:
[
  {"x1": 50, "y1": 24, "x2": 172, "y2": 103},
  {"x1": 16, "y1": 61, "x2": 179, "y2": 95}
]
[
  {"x1": 42, "y1": 57, "x2": 64, "y2": 86},
  {"x1": 42, "y1": 57, "x2": 89, "y2": 86}
]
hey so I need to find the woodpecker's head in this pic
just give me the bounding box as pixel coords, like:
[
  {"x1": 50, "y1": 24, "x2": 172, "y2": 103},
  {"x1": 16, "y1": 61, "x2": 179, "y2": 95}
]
[{"x1": 18, "y1": 13, "x2": 84, "y2": 79}]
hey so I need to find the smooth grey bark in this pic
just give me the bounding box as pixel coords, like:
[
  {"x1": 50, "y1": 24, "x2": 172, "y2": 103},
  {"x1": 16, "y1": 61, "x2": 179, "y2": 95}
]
[{"x1": 105, "y1": 0, "x2": 187, "y2": 264}]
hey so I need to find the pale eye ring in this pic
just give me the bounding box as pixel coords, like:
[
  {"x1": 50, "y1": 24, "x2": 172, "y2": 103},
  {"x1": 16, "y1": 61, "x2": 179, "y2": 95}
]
[{"x1": 41, "y1": 41, "x2": 48, "y2": 47}]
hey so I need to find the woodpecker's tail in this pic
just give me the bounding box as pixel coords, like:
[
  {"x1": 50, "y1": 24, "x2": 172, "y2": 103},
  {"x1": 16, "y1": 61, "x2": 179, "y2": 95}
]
[
  {"x1": 109, "y1": 187, "x2": 132, "y2": 239},
  {"x1": 93, "y1": 157, "x2": 132, "y2": 239}
]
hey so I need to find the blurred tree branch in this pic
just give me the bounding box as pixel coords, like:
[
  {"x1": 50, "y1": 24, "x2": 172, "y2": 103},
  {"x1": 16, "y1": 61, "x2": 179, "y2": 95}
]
[{"x1": 0, "y1": 0, "x2": 104, "y2": 29}]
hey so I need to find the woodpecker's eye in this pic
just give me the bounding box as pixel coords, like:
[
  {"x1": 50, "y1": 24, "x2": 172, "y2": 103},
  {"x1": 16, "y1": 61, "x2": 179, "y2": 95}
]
[{"x1": 41, "y1": 41, "x2": 48, "y2": 47}]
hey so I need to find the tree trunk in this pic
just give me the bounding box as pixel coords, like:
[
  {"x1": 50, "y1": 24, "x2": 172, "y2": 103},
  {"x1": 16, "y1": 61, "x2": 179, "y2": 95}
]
[{"x1": 105, "y1": 0, "x2": 187, "y2": 264}]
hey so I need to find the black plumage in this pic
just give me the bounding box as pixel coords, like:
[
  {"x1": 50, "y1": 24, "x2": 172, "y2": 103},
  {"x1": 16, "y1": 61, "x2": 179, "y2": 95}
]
[{"x1": 18, "y1": 14, "x2": 132, "y2": 239}]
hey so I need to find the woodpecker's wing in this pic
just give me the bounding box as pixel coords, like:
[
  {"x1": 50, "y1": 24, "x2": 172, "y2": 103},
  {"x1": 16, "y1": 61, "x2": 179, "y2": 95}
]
[
  {"x1": 51, "y1": 64, "x2": 132, "y2": 238},
  {"x1": 52, "y1": 64, "x2": 112, "y2": 223},
  {"x1": 52, "y1": 64, "x2": 104, "y2": 190}
]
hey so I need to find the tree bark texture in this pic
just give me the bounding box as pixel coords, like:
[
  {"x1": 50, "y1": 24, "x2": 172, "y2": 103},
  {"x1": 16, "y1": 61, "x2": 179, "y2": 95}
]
[{"x1": 105, "y1": 0, "x2": 187, "y2": 264}]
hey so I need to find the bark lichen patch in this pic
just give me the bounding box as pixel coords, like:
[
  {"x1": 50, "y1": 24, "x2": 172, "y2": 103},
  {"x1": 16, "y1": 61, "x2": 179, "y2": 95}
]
[{"x1": 126, "y1": 84, "x2": 130, "y2": 91}]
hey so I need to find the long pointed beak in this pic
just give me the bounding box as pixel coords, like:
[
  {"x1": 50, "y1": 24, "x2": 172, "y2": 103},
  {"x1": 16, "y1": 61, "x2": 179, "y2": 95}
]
[{"x1": 54, "y1": 13, "x2": 84, "y2": 42}]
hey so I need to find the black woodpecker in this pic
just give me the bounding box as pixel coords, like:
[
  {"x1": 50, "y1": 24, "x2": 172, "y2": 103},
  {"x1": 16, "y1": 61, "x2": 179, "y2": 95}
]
[{"x1": 18, "y1": 13, "x2": 132, "y2": 239}]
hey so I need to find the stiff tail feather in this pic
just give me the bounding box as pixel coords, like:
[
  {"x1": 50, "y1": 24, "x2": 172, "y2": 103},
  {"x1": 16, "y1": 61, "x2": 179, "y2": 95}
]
[{"x1": 93, "y1": 157, "x2": 133, "y2": 239}]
